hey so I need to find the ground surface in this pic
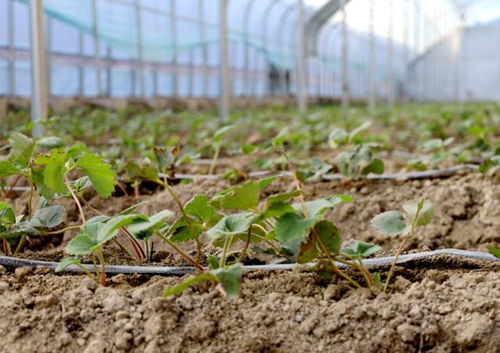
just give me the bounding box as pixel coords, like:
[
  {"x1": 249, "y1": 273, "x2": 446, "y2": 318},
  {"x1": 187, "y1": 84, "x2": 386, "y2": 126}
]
[
  {"x1": 2, "y1": 171, "x2": 499, "y2": 352},
  {"x1": 0, "y1": 258, "x2": 499, "y2": 353}
]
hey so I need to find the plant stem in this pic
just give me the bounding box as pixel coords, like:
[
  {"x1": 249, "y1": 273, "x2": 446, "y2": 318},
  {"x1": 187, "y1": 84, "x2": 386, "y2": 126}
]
[
  {"x1": 76, "y1": 263, "x2": 95, "y2": 280},
  {"x1": 80, "y1": 195, "x2": 103, "y2": 215},
  {"x1": 43, "y1": 224, "x2": 82, "y2": 235},
  {"x1": 96, "y1": 249, "x2": 107, "y2": 286},
  {"x1": 66, "y1": 182, "x2": 86, "y2": 223},
  {"x1": 2, "y1": 174, "x2": 23, "y2": 199},
  {"x1": 383, "y1": 206, "x2": 422, "y2": 292},
  {"x1": 237, "y1": 228, "x2": 252, "y2": 263},
  {"x1": 111, "y1": 238, "x2": 135, "y2": 259},
  {"x1": 156, "y1": 231, "x2": 204, "y2": 271},
  {"x1": 209, "y1": 144, "x2": 220, "y2": 175},
  {"x1": 220, "y1": 235, "x2": 233, "y2": 268},
  {"x1": 121, "y1": 228, "x2": 145, "y2": 260}
]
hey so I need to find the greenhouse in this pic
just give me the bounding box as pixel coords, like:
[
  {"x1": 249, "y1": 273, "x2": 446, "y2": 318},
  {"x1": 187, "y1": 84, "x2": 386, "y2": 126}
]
[{"x1": 0, "y1": 1, "x2": 499, "y2": 352}]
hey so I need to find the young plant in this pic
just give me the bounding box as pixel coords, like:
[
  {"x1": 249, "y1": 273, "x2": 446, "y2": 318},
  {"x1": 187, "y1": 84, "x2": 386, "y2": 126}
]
[
  {"x1": 487, "y1": 245, "x2": 500, "y2": 258},
  {"x1": 209, "y1": 125, "x2": 233, "y2": 175},
  {"x1": 335, "y1": 143, "x2": 384, "y2": 178},
  {"x1": 57, "y1": 209, "x2": 172, "y2": 285},
  {"x1": 0, "y1": 202, "x2": 64, "y2": 255},
  {"x1": 371, "y1": 199, "x2": 434, "y2": 292}
]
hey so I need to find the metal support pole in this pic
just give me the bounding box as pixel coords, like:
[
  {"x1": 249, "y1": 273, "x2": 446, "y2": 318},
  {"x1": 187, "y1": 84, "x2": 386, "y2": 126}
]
[
  {"x1": 199, "y1": 0, "x2": 208, "y2": 97},
  {"x1": 29, "y1": 0, "x2": 48, "y2": 137},
  {"x1": 368, "y1": 0, "x2": 376, "y2": 112},
  {"x1": 7, "y1": 0, "x2": 15, "y2": 97},
  {"x1": 296, "y1": 0, "x2": 307, "y2": 113},
  {"x1": 243, "y1": 0, "x2": 257, "y2": 97},
  {"x1": 171, "y1": 0, "x2": 178, "y2": 96},
  {"x1": 340, "y1": 0, "x2": 349, "y2": 111},
  {"x1": 387, "y1": 0, "x2": 395, "y2": 107},
  {"x1": 134, "y1": 0, "x2": 145, "y2": 97},
  {"x1": 91, "y1": 0, "x2": 102, "y2": 96},
  {"x1": 219, "y1": 0, "x2": 230, "y2": 122}
]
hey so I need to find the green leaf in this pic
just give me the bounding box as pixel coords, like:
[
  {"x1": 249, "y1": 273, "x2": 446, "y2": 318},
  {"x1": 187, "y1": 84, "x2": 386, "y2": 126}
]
[
  {"x1": 292, "y1": 195, "x2": 352, "y2": 219},
  {"x1": 213, "y1": 125, "x2": 234, "y2": 143},
  {"x1": 185, "y1": 195, "x2": 216, "y2": 222},
  {"x1": 119, "y1": 201, "x2": 149, "y2": 215},
  {"x1": 361, "y1": 159, "x2": 384, "y2": 175},
  {"x1": 37, "y1": 136, "x2": 64, "y2": 148},
  {"x1": 213, "y1": 264, "x2": 242, "y2": 299},
  {"x1": 207, "y1": 255, "x2": 220, "y2": 270},
  {"x1": 34, "y1": 205, "x2": 64, "y2": 228},
  {"x1": 275, "y1": 213, "x2": 315, "y2": 242},
  {"x1": 66, "y1": 234, "x2": 96, "y2": 255},
  {"x1": 486, "y1": 245, "x2": 500, "y2": 258},
  {"x1": 328, "y1": 127, "x2": 348, "y2": 148},
  {"x1": 75, "y1": 153, "x2": 117, "y2": 198},
  {"x1": 127, "y1": 210, "x2": 173, "y2": 236},
  {"x1": 371, "y1": 210, "x2": 406, "y2": 235},
  {"x1": 9, "y1": 132, "x2": 34, "y2": 166},
  {"x1": 315, "y1": 221, "x2": 341, "y2": 254},
  {"x1": 266, "y1": 190, "x2": 301, "y2": 205},
  {"x1": 207, "y1": 213, "x2": 251, "y2": 238},
  {"x1": 341, "y1": 241, "x2": 382, "y2": 259},
  {"x1": 31, "y1": 168, "x2": 57, "y2": 201},
  {"x1": 36, "y1": 150, "x2": 68, "y2": 194},
  {"x1": 168, "y1": 217, "x2": 204, "y2": 243},
  {"x1": 0, "y1": 202, "x2": 15, "y2": 225},
  {"x1": 87, "y1": 215, "x2": 110, "y2": 224},
  {"x1": 297, "y1": 221, "x2": 341, "y2": 264},
  {"x1": 260, "y1": 201, "x2": 295, "y2": 219},
  {"x1": 55, "y1": 257, "x2": 82, "y2": 272},
  {"x1": 258, "y1": 176, "x2": 278, "y2": 190},
  {"x1": 403, "y1": 199, "x2": 434, "y2": 226},
  {"x1": 0, "y1": 159, "x2": 23, "y2": 177},
  {"x1": 163, "y1": 273, "x2": 218, "y2": 297},
  {"x1": 211, "y1": 181, "x2": 260, "y2": 210},
  {"x1": 97, "y1": 214, "x2": 148, "y2": 245}
]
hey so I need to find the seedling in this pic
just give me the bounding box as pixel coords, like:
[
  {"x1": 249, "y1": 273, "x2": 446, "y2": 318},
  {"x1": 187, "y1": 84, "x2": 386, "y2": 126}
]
[
  {"x1": 335, "y1": 144, "x2": 384, "y2": 178},
  {"x1": 209, "y1": 125, "x2": 234, "y2": 175},
  {"x1": 372, "y1": 199, "x2": 434, "y2": 291},
  {"x1": 0, "y1": 202, "x2": 64, "y2": 255}
]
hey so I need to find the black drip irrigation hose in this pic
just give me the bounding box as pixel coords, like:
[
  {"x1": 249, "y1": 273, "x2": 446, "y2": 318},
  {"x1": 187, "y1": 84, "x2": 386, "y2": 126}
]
[
  {"x1": 0, "y1": 249, "x2": 497, "y2": 276},
  {"x1": 7, "y1": 165, "x2": 480, "y2": 193}
]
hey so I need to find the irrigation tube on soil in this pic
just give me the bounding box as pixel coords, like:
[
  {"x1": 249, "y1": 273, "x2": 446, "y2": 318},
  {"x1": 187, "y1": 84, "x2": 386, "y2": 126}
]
[
  {"x1": 8, "y1": 165, "x2": 480, "y2": 193},
  {"x1": 0, "y1": 249, "x2": 497, "y2": 276}
]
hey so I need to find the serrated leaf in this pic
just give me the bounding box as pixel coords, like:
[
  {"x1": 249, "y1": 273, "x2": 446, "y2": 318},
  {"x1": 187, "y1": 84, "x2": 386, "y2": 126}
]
[
  {"x1": 34, "y1": 205, "x2": 64, "y2": 228},
  {"x1": 75, "y1": 153, "x2": 117, "y2": 198},
  {"x1": 9, "y1": 132, "x2": 34, "y2": 166},
  {"x1": 87, "y1": 215, "x2": 110, "y2": 224},
  {"x1": 207, "y1": 213, "x2": 251, "y2": 238},
  {"x1": 185, "y1": 195, "x2": 216, "y2": 223},
  {"x1": 266, "y1": 190, "x2": 301, "y2": 205},
  {"x1": 55, "y1": 257, "x2": 82, "y2": 272},
  {"x1": 213, "y1": 264, "x2": 242, "y2": 299},
  {"x1": 0, "y1": 159, "x2": 23, "y2": 177},
  {"x1": 341, "y1": 241, "x2": 382, "y2": 259},
  {"x1": 66, "y1": 234, "x2": 96, "y2": 255},
  {"x1": 260, "y1": 201, "x2": 295, "y2": 219},
  {"x1": 36, "y1": 150, "x2": 68, "y2": 194},
  {"x1": 211, "y1": 181, "x2": 260, "y2": 210},
  {"x1": 403, "y1": 199, "x2": 434, "y2": 226},
  {"x1": 168, "y1": 217, "x2": 204, "y2": 243},
  {"x1": 371, "y1": 210, "x2": 406, "y2": 235},
  {"x1": 315, "y1": 221, "x2": 341, "y2": 254},
  {"x1": 292, "y1": 194, "x2": 352, "y2": 219},
  {"x1": 275, "y1": 213, "x2": 316, "y2": 242}
]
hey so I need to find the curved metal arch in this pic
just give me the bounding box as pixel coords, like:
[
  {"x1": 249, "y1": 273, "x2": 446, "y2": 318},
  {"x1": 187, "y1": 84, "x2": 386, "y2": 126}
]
[{"x1": 305, "y1": 0, "x2": 351, "y2": 55}]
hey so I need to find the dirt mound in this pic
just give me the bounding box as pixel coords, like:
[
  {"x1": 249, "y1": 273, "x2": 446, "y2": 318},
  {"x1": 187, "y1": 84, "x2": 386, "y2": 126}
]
[{"x1": 0, "y1": 264, "x2": 498, "y2": 353}]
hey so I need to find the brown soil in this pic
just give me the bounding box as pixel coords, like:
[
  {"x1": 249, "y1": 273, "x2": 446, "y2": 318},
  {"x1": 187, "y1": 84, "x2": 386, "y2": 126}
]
[{"x1": 0, "y1": 260, "x2": 498, "y2": 353}]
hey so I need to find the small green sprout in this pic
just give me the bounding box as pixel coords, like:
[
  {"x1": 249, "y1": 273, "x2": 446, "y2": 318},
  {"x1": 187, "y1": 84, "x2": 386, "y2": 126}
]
[{"x1": 372, "y1": 199, "x2": 434, "y2": 292}]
